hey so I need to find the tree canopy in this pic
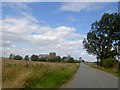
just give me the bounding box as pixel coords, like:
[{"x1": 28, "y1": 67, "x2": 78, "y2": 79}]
[
  {"x1": 14, "y1": 55, "x2": 23, "y2": 60},
  {"x1": 31, "y1": 54, "x2": 39, "y2": 61},
  {"x1": 83, "y1": 13, "x2": 120, "y2": 61},
  {"x1": 24, "y1": 55, "x2": 29, "y2": 61},
  {"x1": 9, "y1": 53, "x2": 15, "y2": 60}
]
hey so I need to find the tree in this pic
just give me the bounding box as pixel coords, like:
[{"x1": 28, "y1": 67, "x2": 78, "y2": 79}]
[
  {"x1": 39, "y1": 57, "x2": 47, "y2": 62},
  {"x1": 83, "y1": 13, "x2": 120, "y2": 63},
  {"x1": 24, "y1": 55, "x2": 29, "y2": 61},
  {"x1": 48, "y1": 57, "x2": 56, "y2": 62},
  {"x1": 14, "y1": 55, "x2": 23, "y2": 60},
  {"x1": 62, "y1": 57, "x2": 66, "y2": 59},
  {"x1": 31, "y1": 54, "x2": 39, "y2": 61},
  {"x1": 68, "y1": 57, "x2": 74, "y2": 63},
  {"x1": 56, "y1": 56, "x2": 61, "y2": 62},
  {"x1": 82, "y1": 60, "x2": 85, "y2": 62},
  {"x1": 9, "y1": 53, "x2": 14, "y2": 59},
  {"x1": 62, "y1": 56, "x2": 68, "y2": 61}
]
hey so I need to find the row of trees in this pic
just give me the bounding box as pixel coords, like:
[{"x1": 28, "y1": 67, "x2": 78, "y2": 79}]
[
  {"x1": 9, "y1": 53, "x2": 80, "y2": 63},
  {"x1": 83, "y1": 13, "x2": 120, "y2": 68},
  {"x1": 9, "y1": 54, "x2": 23, "y2": 60}
]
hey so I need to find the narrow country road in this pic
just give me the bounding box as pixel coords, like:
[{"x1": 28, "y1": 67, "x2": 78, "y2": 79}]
[{"x1": 62, "y1": 63, "x2": 118, "y2": 88}]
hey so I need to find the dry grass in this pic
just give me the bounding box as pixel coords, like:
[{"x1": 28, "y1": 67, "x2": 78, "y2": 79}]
[{"x1": 2, "y1": 59, "x2": 80, "y2": 88}]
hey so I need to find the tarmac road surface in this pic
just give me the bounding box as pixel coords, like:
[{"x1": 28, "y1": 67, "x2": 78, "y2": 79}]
[{"x1": 61, "y1": 63, "x2": 118, "y2": 88}]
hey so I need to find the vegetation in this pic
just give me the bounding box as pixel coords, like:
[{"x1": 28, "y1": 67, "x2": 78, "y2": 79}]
[
  {"x1": 56, "y1": 56, "x2": 61, "y2": 62},
  {"x1": 62, "y1": 56, "x2": 67, "y2": 61},
  {"x1": 100, "y1": 58, "x2": 118, "y2": 68},
  {"x1": 82, "y1": 60, "x2": 85, "y2": 62},
  {"x1": 83, "y1": 13, "x2": 120, "y2": 64},
  {"x1": 9, "y1": 53, "x2": 12, "y2": 59},
  {"x1": 8, "y1": 53, "x2": 80, "y2": 63},
  {"x1": 84, "y1": 61, "x2": 120, "y2": 77},
  {"x1": 9, "y1": 53, "x2": 15, "y2": 60},
  {"x1": 14, "y1": 55, "x2": 23, "y2": 60},
  {"x1": 67, "y1": 57, "x2": 74, "y2": 63},
  {"x1": 48, "y1": 58, "x2": 57, "y2": 62},
  {"x1": 39, "y1": 57, "x2": 47, "y2": 62},
  {"x1": 82, "y1": 13, "x2": 120, "y2": 76},
  {"x1": 24, "y1": 55, "x2": 29, "y2": 61},
  {"x1": 31, "y1": 54, "x2": 39, "y2": 61},
  {"x1": 3, "y1": 59, "x2": 80, "y2": 88},
  {"x1": 82, "y1": 13, "x2": 120, "y2": 74}
]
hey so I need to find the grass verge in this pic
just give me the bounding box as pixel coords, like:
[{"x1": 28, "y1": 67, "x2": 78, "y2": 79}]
[
  {"x1": 84, "y1": 62, "x2": 120, "y2": 77},
  {"x1": 28, "y1": 65, "x2": 79, "y2": 88},
  {"x1": 2, "y1": 59, "x2": 80, "y2": 88}
]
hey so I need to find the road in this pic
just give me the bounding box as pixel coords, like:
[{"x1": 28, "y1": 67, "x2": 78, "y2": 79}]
[{"x1": 61, "y1": 63, "x2": 118, "y2": 88}]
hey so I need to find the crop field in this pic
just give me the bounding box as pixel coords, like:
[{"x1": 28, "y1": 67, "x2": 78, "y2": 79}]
[{"x1": 2, "y1": 59, "x2": 80, "y2": 88}]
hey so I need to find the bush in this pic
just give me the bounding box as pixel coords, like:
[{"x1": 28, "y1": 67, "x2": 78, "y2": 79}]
[
  {"x1": 100, "y1": 58, "x2": 118, "y2": 68},
  {"x1": 74, "y1": 60, "x2": 81, "y2": 63},
  {"x1": 68, "y1": 57, "x2": 74, "y2": 63},
  {"x1": 39, "y1": 58, "x2": 47, "y2": 62},
  {"x1": 48, "y1": 58, "x2": 56, "y2": 62}
]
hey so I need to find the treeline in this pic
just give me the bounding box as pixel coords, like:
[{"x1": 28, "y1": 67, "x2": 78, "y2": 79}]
[{"x1": 9, "y1": 53, "x2": 80, "y2": 63}]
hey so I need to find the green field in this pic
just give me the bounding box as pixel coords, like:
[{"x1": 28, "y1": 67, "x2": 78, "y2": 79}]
[{"x1": 2, "y1": 59, "x2": 80, "y2": 88}]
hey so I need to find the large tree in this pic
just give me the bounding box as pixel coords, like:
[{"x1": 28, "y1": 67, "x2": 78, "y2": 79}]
[{"x1": 83, "y1": 13, "x2": 120, "y2": 63}]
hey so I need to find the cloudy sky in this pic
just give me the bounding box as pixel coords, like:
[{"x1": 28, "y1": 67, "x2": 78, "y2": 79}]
[{"x1": 1, "y1": 1, "x2": 118, "y2": 61}]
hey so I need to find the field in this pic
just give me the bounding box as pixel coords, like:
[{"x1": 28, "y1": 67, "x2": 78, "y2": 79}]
[{"x1": 2, "y1": 59, "x2": 80, "y2": 88}]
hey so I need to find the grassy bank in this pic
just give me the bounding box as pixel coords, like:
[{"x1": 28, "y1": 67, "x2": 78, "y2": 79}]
[
  {"x1": 2, "y1": 59, "x2": 80, "y2": 88},
  {"x1": 84, "y1": 62, "x2": 120, "y2": 77}
]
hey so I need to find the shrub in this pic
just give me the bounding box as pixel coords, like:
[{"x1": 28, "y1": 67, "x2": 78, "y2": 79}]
[
  {"x1": 48, "y1": 58, "x2": 56, "y2": 62},
  {"x1": 101, "y1": 58, "x2": 118, "y2": 68},
  {"x1": 39, "y1": 58, "x2": 47, "y2": 62},
  {"x1": 68, "y1": 57, "x2": 74, "y2": 63}
]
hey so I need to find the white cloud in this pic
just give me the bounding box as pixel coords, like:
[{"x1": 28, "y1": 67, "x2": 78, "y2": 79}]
[
  {"x1": 60, "y1": 2, "x2": 108, "y2": 12},
  {"x1": 1, "y1": 2, "x2": 96, "y2": 62},
  {"x1": 2, "y1": 16, "x2": 96, "y2": 61},
  {"x1": 2, "y1": 16, "x2": 82, "y2": 46}
]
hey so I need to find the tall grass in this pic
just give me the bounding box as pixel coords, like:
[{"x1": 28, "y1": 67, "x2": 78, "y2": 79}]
[{"x1": 2, "y1": 59, "x2": 80, "y2": 88}]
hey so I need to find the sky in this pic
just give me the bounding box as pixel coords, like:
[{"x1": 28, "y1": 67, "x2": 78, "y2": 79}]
[{"x1": 1, "y1": 1, "x2": 118, "y2": 62}]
